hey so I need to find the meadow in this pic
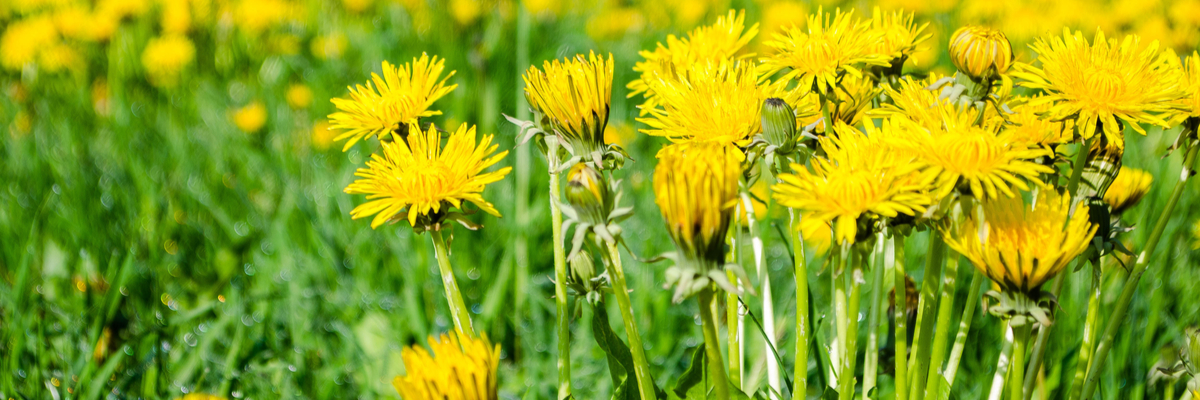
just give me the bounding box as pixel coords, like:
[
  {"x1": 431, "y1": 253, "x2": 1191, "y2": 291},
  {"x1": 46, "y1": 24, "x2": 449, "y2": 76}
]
[{"x1": 3, "y1": 0, "x2": 1200, "y2": 399}]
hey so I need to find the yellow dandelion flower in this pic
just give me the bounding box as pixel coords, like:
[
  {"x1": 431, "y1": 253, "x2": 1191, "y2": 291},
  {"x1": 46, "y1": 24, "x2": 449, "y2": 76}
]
[
  {"x1": 232, "y1": 0, "x2": 293, "y2": 34},
  {"x1": 522, "y1": 51, "x2": 613, "y2": 158},
  {"x1": 584, "y1": 7, "x2": 646, "y2": 41},
  {"x1": 328, "y1": 54, "x2": 457, "y2": 151},
  {"x1": 760, "y1": 7, "x2": 890, "y2": 95},
  {"x1": 97, "y1": 0, "x2": 149, "y2": 21},
  {"x1": 773, "y1": 122, "x2": 935, "y2": 245},
  {"x1": 827, "y1": 74, "x2": 880, "y2": 129},
  {"x1": 38, "y1": 43, "x2": 82, "y2": 74},
  {"x1": 948, "y1": 26, "x2": 1013, "y2": 82},
  {"x1": 1013, "y1": 29, "x2": 1185, "y2": 149},
  {"x1": 871, "y1": 73, "x2": 988, "y2": 129},
  {"x1": 868, "y1": 7, "x2": 931, "y2": 67},
  {"x1": 161, "y1": 0, "x2": 191, "y2": 34},
  {"x1": 342, "y1": 0, "x2": 373, "y2": 13},
  {"x1": 1103, "y1": 167, "x2": 1152, "y2": 215},
  {"x1": 1005, "y1": 96, "x2": 1073, "y2": 148},
  {"x1": 449, "y1": 0, "x2": 483, "y2": 26},
  {"x1": 311, "y1": 33, "x2": 347, "y2": 60},
  {"x1": 638, "y1": 60, "x2": 811, "y2": 148},
  {"x1": 941, "y1": 189, "x2": 1096, "y2": 295},
  {"x1": 394, "y1": 332, "x2": 500, "y2": 400},
  {"x1": 628, "y1": 9, "x2": 757, "y2": 114},
  {"x1": 1, "y1": 16, "x2": 58, "y2": 71},
  {"x1": 141, "y1": 35, "x2": 195, "y2": 87},
  {"x1": 311, "y1": 121, "x2": 334, "y2": 150},
  {"x1": 286, "y1": 84, "x2": 313, "y2": 109},
  {"x1": 232, "y1": 101, "x2": 267, "y2": 133},
  {"x1": 344, "y1": 123, "x2": 511, "y2": 230},
  {"x1": 52, "y1": 6, "x2": 94, "y2": 41},
  {"x1": 1177, "y1": 51, "x2": 1200, "y2": 120}
]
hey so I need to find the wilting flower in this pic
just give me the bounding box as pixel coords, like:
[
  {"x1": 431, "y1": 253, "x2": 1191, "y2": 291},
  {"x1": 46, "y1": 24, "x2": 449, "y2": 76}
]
[
  {"x1": 628, "y1": 9, "x2": 757, "y2": 114},
  {"x1": 948, "y1": 26, "x2": 1013, "y2": 82},
  {"x1": 328, "y1": 54, "x2": 457, "y2": 151},
  {"x1": 232, "y1": 101, "x2": 267, "y2": 133},
  {"x1": 867, "y1": 7, "x2": 931, "y2": 69},
  {"x1": 654, "y1": 142, "x2": 749, "y2": 302},
  {"x1": 141, "y1": 35, "x2": 195, "y2": 87},
  {"x1": 638, "y1": 60, "x2": 809, "y2": 149},
  {"x1": 344, "y1": 123, "x2": 511, "y2": 231},
  {"x1": 520, "y1": 51, "x2": 613, "y2": 162},
  {"x1": 760, "y1": 7, "x2": 890, "y2": 95},
  {"x1": 773, "y1": 122, "x2": 935, "y2": 245},
  {"x1": 1014, "y1": 29, "x2": 1184, "y2": 149},
  {"x1": 394, "y1": 332, "x2": 500, "y2": 400},
  {"x1": 1104, "y1": 167, "x2": 1152, "y2": 215},
  {"x1": 941, "y1": 190, "x2": 1097, "y2": 326}
]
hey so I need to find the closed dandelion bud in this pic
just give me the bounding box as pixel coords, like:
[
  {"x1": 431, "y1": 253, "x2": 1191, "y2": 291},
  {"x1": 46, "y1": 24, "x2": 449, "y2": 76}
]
[
  {"x1": 565, "y1": 163, "x2": 610, "y2": 226},
  {"x1": 1079, "y1": 137, "x2": 1124, "y2": 200},
  {"x1": 761, "y1": 98, "x2": 798, "y2": 154},
  {"x1": 949, "y1": 26, "x2": 1013, "y2": 83},
  {"x1": 1187, "y1": 327, "x2": 1200, "y2": 371}
]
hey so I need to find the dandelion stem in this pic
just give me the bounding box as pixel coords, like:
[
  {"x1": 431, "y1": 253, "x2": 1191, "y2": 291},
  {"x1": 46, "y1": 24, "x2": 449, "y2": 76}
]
[
  {"x1": 431, "y1": 230, "x2": 475, "y2": 337},
  {"x1": 944, "y1": 267, "x2": 985, "y2": 386},
  {"x1": 790, "y1": 208, "x2": 810, "y2": 400},
  {"x1": 1009, "y1": 324, "x2": 1032, "y2": 400},
  {"x1": 747, "y1": 191, "x2": 781, "y2": 398},
  {"x1": 1077, "y1": 140, "x2": 1200, "y2": 400},
  {"x1": 838, "y1": 248, "x2": 864, "y2": 400},
  {"x1": 891, "y1": 234, "x2": 909, "y2": 400},
  {"x1": 547, "y1": 149, "x2": 572, "y2": 399},
  {"x1": 923, "y1": 251, "x2": 959, "y2": 397},
  {"x1": 604, "y1": 242, "x2": 657, "y2": 400},
  {"x1": 727, "y1": 211, "x2": 743, "y2": 390},
  {"x1": 834, "y1": 245, "x2": 849, "y2": 378},
  {"x1": 863, "y1": 231, "x2": 886, "y2": 399},
  {"x1": 1066, "y1": 261, "x2": 1100, "y2": 400},
  {"x1": 907, "y1": 234, "x2": 946, "y2": 400},
  {"x1": 986, "y1": 321, "x2": 1014, "y2": 400},
  {"x1": 700, "y1": 287, "x2": 731, "y2": 400}
]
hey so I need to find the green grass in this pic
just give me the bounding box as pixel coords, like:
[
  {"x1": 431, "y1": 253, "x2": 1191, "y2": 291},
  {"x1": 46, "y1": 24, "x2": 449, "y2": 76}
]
[{"x1": 3, "y1": 2, "x2": 1200, "y2": 399}]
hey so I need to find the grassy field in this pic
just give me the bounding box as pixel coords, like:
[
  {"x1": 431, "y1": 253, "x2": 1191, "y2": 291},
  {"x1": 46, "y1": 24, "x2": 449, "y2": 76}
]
[{"x1": 3, "y1": 0, "x2": 1200, "y2": 399}]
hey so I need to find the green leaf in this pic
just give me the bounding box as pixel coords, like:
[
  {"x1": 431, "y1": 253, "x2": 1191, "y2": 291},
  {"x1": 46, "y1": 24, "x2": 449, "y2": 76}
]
[
  {"x1": 673, "y1": 344, "x2": 707, "y2": 399},
  {"x1": 926, "y1": 375, "x2": 951, "y2": 400}
]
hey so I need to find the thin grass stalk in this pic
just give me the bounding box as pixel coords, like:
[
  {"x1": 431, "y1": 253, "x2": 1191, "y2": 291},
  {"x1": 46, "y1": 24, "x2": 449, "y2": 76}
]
[
  {"x1": 1065, "y1": 264, "x2": 1101, "y2": 400},
  {"x1": 728, "y1": 210, "x2": 743, "y2": 389},
  {"x1": 891, "y1": 234, "x2": 909, "y2": 400},
  {"x1": 943, "y1": 268, "x2": 985, "y2": 386},
  {"x1": 1009, "y1": 324, "x2": 1032, "y2": 400},
  {"x1": 908, "y1": 235, "x2": 946, "y2": 400},
  {"x1": 700, "y1": 287, "x2": 732, "y2": 400},
  {"x1": 1021, "y1": 267, "x2": 1069, "y2": 399},
  {"x1": 834, "y1": 244, "x2": 850, "y2": 380},
  {"x1": 987, "y1": 321, "x2": 1015, "y2": 400},
  {"x1": 747, "y1": 191, "x2": 781, "y2": 398},
  {"x1": 790, "y1": 208, "x2": 810, "y2": 400},
  {"x1": 1077, "y1": 141, "x2": 1200, "y2": 400},
  {"x1": 863, "y1": 231, "x2": 887, "y2": 399},
  {"x1": 547, "y1": 149, "x2": 572, "y2": 398},
  {"x1": 604, "y1": 242, "x2": 657, "y2": 400},
  {"x1": 431, "y1": 230, "x2": 475, "y2": 337},
  {"x1": 923, "y1": 252, "x2": 960, "y2": 397},
  {"x1": 839, "y1": 248, "x2": 864, "y2": 400}
]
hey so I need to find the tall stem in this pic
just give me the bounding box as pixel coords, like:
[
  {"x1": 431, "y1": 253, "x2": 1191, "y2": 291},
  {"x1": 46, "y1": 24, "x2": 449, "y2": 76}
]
[
  {"x1": 431, "y1": 230, "x2": 474, "y2": 337},
  {"x1": 1066, "y1": 264, "x2": 1100, "y2": 400},
  {"x1": 1078, "y1": 141, "x2": 1200, "y2": 400},
  {"x1": 548, "y1": 150, "x2": 572, "y2": 398},
  {"x1": 727, "y1": 212, "x2": 743, "y2": 389},
  {"x1": 604, "y1": 242, "x2": 657, "y2": 400},
  {"x1": 1022, "y1": 267, "x2": 1069, "y2": 399},
  {"x1": 838, "y1": 249, "x2": 864, "y2": 400},
  {"x1": 943, "y1": 269, "x2": 985, "y2": 386},
  {"x1": 891, "y1": 235, "x2": 909, "y2": 400},
  {"x1": 923, "y1": 253, "x2": 960, "y2": 397},
  {"x1": 834, "y1": 245, "x2": 849, "y2": 378},
  {"x1": 513, "y1": 2, "x2": 532, "y2": 323},
  {"x1": 747, "y1": 193, "x2": 780, "y2": 398},
  {"x1": 863, "y1": 232, "x2": 887, "y2": 399},
  {"x1": 986, "y1": 322, "x2": 1015, "y2": 400},
  {"x1": 790, "y1": 209, "x2": 810, "y2": 400},
  {"x1": 700, "y1": 287, "x2": 731, "y2": 400},
  {"x1": 907, "y1": 235, "x2": 946, "y2": 400},
  {"x1": 1009, "y1": 324, "x2": 1032, "y2": 400}
]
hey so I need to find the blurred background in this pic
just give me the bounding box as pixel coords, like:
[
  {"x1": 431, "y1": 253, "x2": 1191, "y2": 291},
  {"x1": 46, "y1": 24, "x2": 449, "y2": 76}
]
[{"x1": 3, "y1": 0, "x2": 1200, "y2": 398}]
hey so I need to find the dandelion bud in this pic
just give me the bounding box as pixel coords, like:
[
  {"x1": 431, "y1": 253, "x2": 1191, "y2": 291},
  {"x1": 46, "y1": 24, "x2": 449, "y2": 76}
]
[
  {"x1": 1079, "y1": 137, "x2": 1125, "y2": 201},
  {"x1": 565, "y1": 163, "x2": 610, "y2": 225},
  {"x1": 761, "y1": 98, "x2": 798, "y2": 154},
  {"x1": 949, "y1": 26, "x2": 1013, "y2": 83},
  {"x1": 1186, "y1": 327, "x2": 1200, "y2": 371}
]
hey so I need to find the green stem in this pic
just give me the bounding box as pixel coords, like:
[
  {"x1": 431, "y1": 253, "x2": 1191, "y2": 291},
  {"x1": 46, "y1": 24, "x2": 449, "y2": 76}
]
[
  {"x1": 923, "y1": 252, "x2": 960, "y2": 397},
  {"x1": 908, "y1": 235, "x2": 946, "y2": 400},
  {"x1": 1009, "y1": 324, "x2": 1032, "y2": 400},
  {"x1": 699, "y1": 287, "x2": 731, "y2": 400},
  {"x1": 986, "y1": 321, "x2": 1014, "y2": 400},
  {"x1": 863, "y1": 232, "x2": 887, "y2": 398},
  {"x1": 834, "y1": 245, "x2": 849, "y2": 377},
  {"x1": 747, "y1": 193, "x2": 780, "y2": 396},
  {"x1": 944, "y1": 268, "x2": 985, "y2": 386},
  {"x1": 548, "y1": 151, "x2": 572, "y2": 399},
  {"x1": 891, "y1": 235, "x2": 909, "y2": 400},
  {"x1": 1022, "y1": 266, "x2": 1069, "y2": 399},
  {"x1": 1077, "y1": 141, "x2": 1200, "y2": 400},
  {"x1": 1066, "y1": 264, "x2": 1100, "y2": 400},
  {"x1": 838, "y1": 249, "x2": 864, "y2": 400},
  {"x1": 727, "y1": 212, "x2": 743, "y2": 389},
  {"x1": 604, "y1": 242, "x2": 657, "y2": 400},
  {"x1": 431, "y1": 230, "x2": 475, "y2": 337},
  {"x1": 513, "y1": 2, "x2": 532, "y2": 323},
  {"x1": 1065, "y1": 137, "x2": 1096, "y2": 199},
  {"x1": 791, "y1": 209, "x2": 810, "y2": 400}
]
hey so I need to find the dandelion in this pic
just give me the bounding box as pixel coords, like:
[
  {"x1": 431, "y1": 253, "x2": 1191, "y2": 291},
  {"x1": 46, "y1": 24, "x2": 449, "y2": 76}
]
[
  {"x1": 628, "y1": 9, "x2": 757, "y2": 113},
  {"x1": 1006, "y1": 96, "x2": 1073, "y2": 148},
  {"x1": 311, "y1": 33, "x2": 347, "y2": 60},
  {"x1": 328, "y1": 54, "x2": 457, "y2": 151},
  {"x1": 311, "y1": 121, "x2": 334, "y2": 150},
  {"x1": 1, "y1": 16, "x2": 58, "y2": 71},
  {"x1": 232, "y1": 0, "x2": 293, "y2": 34},
  {"x1": 948, "y1": 26, "x2": 1013, "y2": 82},
  {"x1": 1103, "y1": 167, "x2": 1152, "y2": 215},
  {"x1": 760, "y1": 7, "x2": 889, "y2": 95},
  {"x1": 344, "y1": 122, "x2": 510, "y2": 230},
  {"x1": 868, "y1": 7, "x2": 931, "y2": 69},
  {"x1": 232, "y1": 102, "x2": 267, "y2": 133},
  {"x1": 1013, "y1": 29, "x2": 1184, "y2": 149},
  {"x1": 1177, "y1": 51, "x2": 1200, "y2": 121},
  {"x1": 286, "y1": 84, "x2": 313, "y2": 109},
  {"x1": 161, "y1": 0, "x2": 191, "y2": 34},
  {"x1": 38, "y1": 43, "x2": 82, "y2": 74},
  {"x1": 520, "y1": 51, "x2": 613, "y2": 163},
  {"x1": 394, "y1": 332, "x2": 500, "y2": 400},
  {"x1": 141, "y1": 35, "x2": 196, "y2": 87}
]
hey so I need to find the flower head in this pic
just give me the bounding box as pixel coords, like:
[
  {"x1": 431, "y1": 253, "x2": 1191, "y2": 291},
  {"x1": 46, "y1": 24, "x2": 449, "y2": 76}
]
[
  {"x1": 949, "y1": 26, "x2": 1013, "y2": 82},
  {"x1": 344, "y1": 123, "x2": 511, "y2": 231},
  {"x1": 761, "y1": 7, "x2": 890, "y2": 94},
  {"x1": 1178, "y1": 51, "x2": 1200, "y2": 120},
  {"x1": 1, "y1": 17, "x2": 58, "y2": 72},
  {"x1": 141, "y1": 35, "x2": 195, "y2": 87},
  {"x1": 286, "y1": 84, "x2": 313, "y2": 109},
  {"x1": 522, "y1": 51, "x2": 613, "y2": 159},
  {"x1": 1013, "y1": 29, "x2": 1185, "y2": 149},
  {"x1": 1006, "y1": 96, "x2": 1073, "y2": 148},
  {"x1": 628, "y1": 9, "x2": 757, "y2": 114},
  {"x1": 1104, "y1": 167, "x2": 1152, "y2": 215},
  {"x1": 232, "y1": 101, "x2": 267, "y2": 133},
  {"x1": 328, "y1": 54, "x2": 457, "y2": 151},
  {"x1": 867, "y1": 7, "x2": 931, "y2": 68},
  {"x1": 773, "y1": 122, "x2": 935, "y2": 245},
  {"x1": 394, "y1": 332, "x2": 500, "y2": 400}
]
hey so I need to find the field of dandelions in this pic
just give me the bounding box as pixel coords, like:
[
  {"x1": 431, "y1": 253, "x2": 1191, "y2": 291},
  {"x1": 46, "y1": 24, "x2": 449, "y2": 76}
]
[{"x1": 6, "y1": 0, "x2": 1200, "y2": 399}]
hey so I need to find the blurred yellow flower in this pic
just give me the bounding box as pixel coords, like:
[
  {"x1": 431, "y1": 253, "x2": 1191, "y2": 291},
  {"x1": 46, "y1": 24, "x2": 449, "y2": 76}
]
[
  {"x1": 310, "y1": 33, "x2": 347, "y2": 60},
  {"x1": 1005, "y1": 96, "x2": 1073, "y2": 148},
  {"x1": 345, "y1": 123, "x2": 511, "y2": 229},
  {"x1": 311, "y1": 121, "x2": 334, "y2": 150},
  {"x1": 949, "y1": 26, "x2": 1013, "y2": 82},
  {"x1": 286, "y1": 84, "x2": 313, "y2": 109},
  {"x1": 233, "y1": 101, "x2": 267, "y2": 133},
  {"x1": 394, "y1": 332, "x2": 499, "y2": 400},
  {"x1": 232, "y1": 0, "x2": 292, "y2": 35},
  {"x1": 522, "y1": 0, "x2": 560, "y2": 18},
  {"x1": 628, "y1": 9, "x2": 757, "y2": 114},
  {"x1": 341, "y1": 0, "x2": 373, "y2": 13},
  {"x1": 522, "y1": 51, "x2": 612, "y2": 159},
  {"x1": 161, "y1": 0, "x2": 191, "y2": 34},
  {"x1": 868, "y1": 7, "x2": 931, "y2": 67},
  {"x1": 1014, "y1": 29, "x2": 1185, "y2": 150},
  {"x1": 941, "y1": 189, "x2": 1096, "y2": 294},
  {"x1": 449, "y1": 0, "x2": 483, "y2": 26},
  {"x1": 97, "y1": 0, "x2": 149, "y2": 21},
  {"x1": 755, "y1": 1, "x2": 806, "y2": 50},
  {"x1": 141, "y1": 35, "x2": 195, "y2": 87},
  {"x1": 760, "y1": 7, "x2": 889, "y2": 95},
  {"x1": 328, "y1": 54, "x2": 457, "y2": 151},
  {"x1": 52, "y1": 6, "x2": 94, "y2": 40},
  {"x1": 585, "y1": 6, "x2": 645, "y2": 41},
  {"x1": 37, "y1": 43, "x2": 82, "y2": 73},
  {"x1": 1, "y1": 16, "x2": 58, "y2": 71},
  {"x1": 1103, "y1": 167, "x2": 1153, "y2": 216}
]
